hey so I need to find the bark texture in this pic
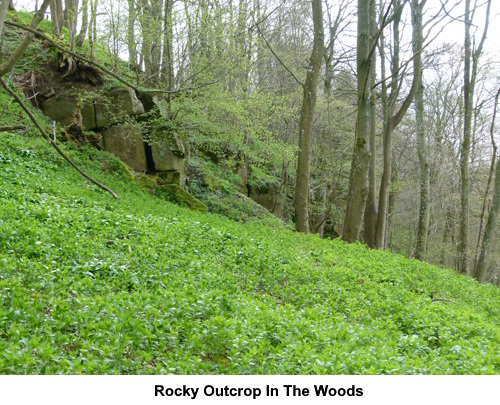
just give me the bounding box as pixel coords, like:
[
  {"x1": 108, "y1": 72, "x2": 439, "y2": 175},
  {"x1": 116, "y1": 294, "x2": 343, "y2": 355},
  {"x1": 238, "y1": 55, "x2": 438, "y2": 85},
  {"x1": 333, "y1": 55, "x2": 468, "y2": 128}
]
[
  {"x1": 342, "y1": 0, "x2": 373, "y2": 243},
  {"x1": 293, "y1": 0, "x2": 324, "y2": 233},
  {"x1": 374, "y1": 0, "x2": 418, "y2": 249},
  {"x1": 0, "y1": 0, "x2": 9, "y2": 38},
  {"x1": 413, "y1": 0, "x2": 428, "y2": 261},
  {"x1": 363, "y1": 0, "x2": 378, "y2": 248},
  {"x1": 475, "y1": 158, "x2": 500, "y2": 283},
  {"x1": 458, "y1": 0, "x2": 491, "y2": 274}
]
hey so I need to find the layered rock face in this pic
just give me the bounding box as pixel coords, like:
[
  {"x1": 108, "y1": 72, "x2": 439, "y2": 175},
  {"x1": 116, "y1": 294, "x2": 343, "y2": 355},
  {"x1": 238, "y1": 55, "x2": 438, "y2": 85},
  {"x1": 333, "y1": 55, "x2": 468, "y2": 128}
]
[
  {"x1": 101, "y1": 125, "x2": 147, "y2": 172},
  {"x1": 150, "y1": 126, "x2": 189, "y2": 188},
  {"x1": 41, "y1": 87, "x2": 188, "y2": 188}
]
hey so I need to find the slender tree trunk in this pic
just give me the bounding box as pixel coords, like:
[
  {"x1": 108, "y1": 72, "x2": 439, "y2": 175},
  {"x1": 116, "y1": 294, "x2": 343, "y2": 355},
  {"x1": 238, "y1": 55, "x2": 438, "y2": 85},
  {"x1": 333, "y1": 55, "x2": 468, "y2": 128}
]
[
  {"x1": 126, "y1": 0, "x2": 138, "y2": 71},
  {"x1": 342, "y1": 0, "x2": 373, "y2": 243},
  {"x1": 162, "y1": 0, "x2": 174, "y2": 99},
  {"x1": 474, "y1": 87, "x2": 499, "y2": 270},
  {"x1": 50, "y1": 0, "x2": 64, "y2": 38},
  {"x1": 458, "y1": 0, "x2": 472, "y2": 274},
  {"x1": 475, "y1": 158, "x2": 500, "y2": 283},
  {"x1": 88, "y1": 0, "x2": 97, "y2": 59},
  {"x1": 459, "y1": 0, "x2": 492, "y2": 274},
  {"x1": 441, "y1": 205, "x2": 453, "y2": 267},
  {"x1": 413, "y1": 0, "x2": 428, "y2": 261},
  {"x1": 0, "y1": 0, "x2": 9, "y2": 39},
  {"x1": 294, "y1": 0, "x2": 324, "y2": 233},
  {"x1": 364, "y1": 0, "x2": 378, "y2": 248},
  {"x1": 151, "y1": 0, "x2": 163, "y2": 84},
  {"x1": 139, "y1": 0, "x2": 152, "y2": 80},
  {"x1": 385, "y1": 147, "x2": 398, "y2": 249},
  {"x1": 64, "y1": 0, "x2": 79, "y2": 51},
  {"x1": 374, "y1": 0, "x2": 418, "y2": 249},
  {"x1": 474, "y1": 88, "x2": 500, "y2": 282},
  {"x1": 75, "y1": 0, "x2": 88, "y2": 47}
]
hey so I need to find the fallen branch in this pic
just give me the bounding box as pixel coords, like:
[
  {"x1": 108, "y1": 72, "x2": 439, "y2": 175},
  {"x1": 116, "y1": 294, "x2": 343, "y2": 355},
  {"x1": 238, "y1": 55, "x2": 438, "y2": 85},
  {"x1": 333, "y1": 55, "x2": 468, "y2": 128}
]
[
  {"x1": 0, "y1": 125, "x2": 26, "y2": 131},
  {"x1": 0, "y1": 78, "x2": 118, "y2": 199},
  {"x1": 432, "y1": 297, "x2": 457, "y2": 304}
]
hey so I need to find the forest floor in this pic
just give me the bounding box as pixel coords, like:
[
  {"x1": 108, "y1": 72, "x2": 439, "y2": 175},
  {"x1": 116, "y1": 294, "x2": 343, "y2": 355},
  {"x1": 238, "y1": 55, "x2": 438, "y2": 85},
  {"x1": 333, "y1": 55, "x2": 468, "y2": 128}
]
[{"x1": 1, "y1": 128, "x2": 500, "y2": 374}]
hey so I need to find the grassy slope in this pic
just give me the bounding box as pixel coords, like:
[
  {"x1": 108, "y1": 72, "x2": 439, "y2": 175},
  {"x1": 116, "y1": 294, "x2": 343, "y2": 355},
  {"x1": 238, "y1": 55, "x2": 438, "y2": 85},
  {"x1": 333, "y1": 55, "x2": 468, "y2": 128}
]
[{"x1": 1, "y1": 129, "x2": 500, "y2": 374}]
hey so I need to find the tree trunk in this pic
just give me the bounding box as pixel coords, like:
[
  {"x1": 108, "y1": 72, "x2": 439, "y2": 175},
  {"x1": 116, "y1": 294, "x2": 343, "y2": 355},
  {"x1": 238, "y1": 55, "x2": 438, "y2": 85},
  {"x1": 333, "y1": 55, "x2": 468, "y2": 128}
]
[
  {"x1": 64, "y1": 0, "x2": 79, "y2": 51},
  {"x1": 126, "y1": 0, "x2": 138, "y2": 71},
  {"x1": 374, "y1": 0, "x2": 418, "y2": 249},
  {"x1": 458, "y1": 0, "x2": 492, "y2": 274},
  {"x1": 50, "y1": 0, "x2": 64, "y2": 37},
  {"x1": 474, "y1": 88, "x2": 500, "y2": 283},
  {"x1": 151, "y1": 0, "x2": 163, "y2": 84},
  {"x1": 75, "y1": 0, "x2": 88, "y2": 47},
  {"x1": 0, "y1": 0, "x2": 9, "y2": 39},
  {"x1": 342, "y1": 0, "x2": 373, "y2": 243},
  {"x1": 385, "y1": 147, "x2": 398, "y2": 249},
  {"x1": 293, "y1": 0, "x2": 324, "y2": 233},
  {"x1": 363, "y1": 0, "x2": 378, "y2": 248},
  {"x1": 162, "y1": 0, "x2": 174, "y2": 98},
  {"x1": 474, "y1": 87, "x2": 499, "y2": 270},
  {"x1": 458, "y1": 0, "x2": 472, "y2": 274},
  {"x1": 413, "y1": 0, "x2": 428, "y2": 261},
  {"x1": 475, "y1": 158, "x2": 500, "y2": 283},
  {"x1": 88, "y1": 0, "x2": 97, "y2": 59}
]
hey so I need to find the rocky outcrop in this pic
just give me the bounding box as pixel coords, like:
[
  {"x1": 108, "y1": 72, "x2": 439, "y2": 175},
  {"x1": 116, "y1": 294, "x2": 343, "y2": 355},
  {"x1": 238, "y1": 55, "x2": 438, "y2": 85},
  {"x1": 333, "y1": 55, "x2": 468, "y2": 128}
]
[
  {"x1": 42, "y1": 93, "x2": 96, "y2": 129},
  {"x1": 42, "y1": 87, "x2": 145, "y2": 131},
  {"x1": 150, "y1": 126, "x2": 189, "y2": 188},
  {"x1": 102, "y1": 125, "x2": 147, "y2": 172},
  {"x1": 249, "y1": 187, "x2": 277, "y2": 213},
  {"x1": 40, "y1": 85, "x2": 189, "y2": 188},
  {"x1": 94, "y1": 87, "x2": 145, "y2": 128}
]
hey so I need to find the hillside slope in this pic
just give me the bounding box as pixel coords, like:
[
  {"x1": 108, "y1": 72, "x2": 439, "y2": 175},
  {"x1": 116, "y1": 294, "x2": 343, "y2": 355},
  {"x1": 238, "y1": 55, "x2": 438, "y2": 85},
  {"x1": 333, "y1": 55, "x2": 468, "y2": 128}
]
[{"x1": 1, "y1": 130, "x2": 500, "y2": 374}]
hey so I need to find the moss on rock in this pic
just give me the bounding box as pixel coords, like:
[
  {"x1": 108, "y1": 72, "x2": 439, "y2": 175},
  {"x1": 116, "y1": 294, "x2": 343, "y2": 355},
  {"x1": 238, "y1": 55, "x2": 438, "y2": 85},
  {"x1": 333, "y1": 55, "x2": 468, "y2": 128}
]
[
  {"x1": 156, "y1": 184, "x2": 207, "y2": 213},
  {"x1": 135, "y1": 173, "x2": 157, "y2": 193}
]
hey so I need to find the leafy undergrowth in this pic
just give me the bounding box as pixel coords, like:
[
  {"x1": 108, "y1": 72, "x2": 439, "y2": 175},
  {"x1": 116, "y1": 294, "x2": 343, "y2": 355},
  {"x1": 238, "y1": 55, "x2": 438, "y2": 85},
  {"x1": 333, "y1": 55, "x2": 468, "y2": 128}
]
[
  {"x1": 188, "y1": 156, "x2": 283, "y2": 226},
  {"x1": 1, "y1": 133, "x2": 500, "y2": 375}
]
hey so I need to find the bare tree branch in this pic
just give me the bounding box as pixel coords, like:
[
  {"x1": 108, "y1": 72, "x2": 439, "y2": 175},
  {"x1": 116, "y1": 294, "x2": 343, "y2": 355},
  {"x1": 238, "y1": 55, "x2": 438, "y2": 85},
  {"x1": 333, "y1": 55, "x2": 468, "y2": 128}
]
[
  {"x1": 253, "y1": 17, "x2": 304, "y2": 88},
  {"x1": 0, "y1": 125, "x2": 26, "y2": 131}
]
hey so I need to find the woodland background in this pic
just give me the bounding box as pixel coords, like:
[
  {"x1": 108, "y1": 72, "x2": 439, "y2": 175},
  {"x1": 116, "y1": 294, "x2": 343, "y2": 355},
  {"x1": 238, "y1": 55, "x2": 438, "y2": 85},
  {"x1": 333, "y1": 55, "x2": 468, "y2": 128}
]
[{"x1": 2, "y1": 0, "x2": 500, "y2": 285}]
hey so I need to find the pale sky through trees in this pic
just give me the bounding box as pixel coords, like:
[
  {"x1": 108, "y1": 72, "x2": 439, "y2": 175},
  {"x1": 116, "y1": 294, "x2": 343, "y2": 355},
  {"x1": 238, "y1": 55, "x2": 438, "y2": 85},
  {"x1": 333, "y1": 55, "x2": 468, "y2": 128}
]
[{"x1": 11, "y1": 0, "x2": 500, "y2": 58}]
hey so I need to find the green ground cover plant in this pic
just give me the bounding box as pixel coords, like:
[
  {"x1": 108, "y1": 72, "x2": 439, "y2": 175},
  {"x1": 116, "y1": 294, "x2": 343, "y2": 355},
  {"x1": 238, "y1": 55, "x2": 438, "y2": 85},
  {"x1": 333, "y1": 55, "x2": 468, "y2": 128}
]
[{"x1": 1, "y1": 128, "x2": 500, "y2": 374}]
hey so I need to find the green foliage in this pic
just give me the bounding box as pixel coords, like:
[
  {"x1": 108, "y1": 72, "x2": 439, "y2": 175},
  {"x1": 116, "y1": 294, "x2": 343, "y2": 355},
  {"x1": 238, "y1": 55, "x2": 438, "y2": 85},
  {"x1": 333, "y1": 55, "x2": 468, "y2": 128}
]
[
  {"x1": 0, "y1": 18, "x2": 54, "y2": 74},
  {"x1": 8, "y1": 10, "x2": 60, "y2": 36},
  {"x1": 0, "y1": 86, "x2": 48, "y2": 133},
  {"x1": 189, "y1": 156, "x2": 243, "y2": 193},
  {"x1": 1, "y1": 132, "x2": 500, "y2": 374},
  {"x1": 188, "y1": 156, "x2": 281, "y2": 225},
  {"x1": 247, "y1": 166, "x2": 280, "y2": 192},
  {"x1": 170, "y1": 87, "x2": 296, "y2": 176}
]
